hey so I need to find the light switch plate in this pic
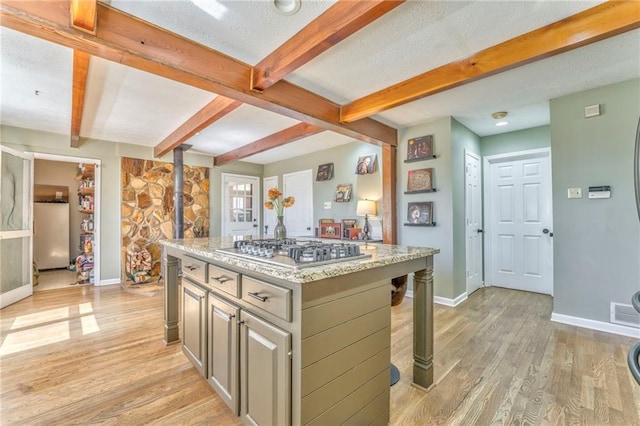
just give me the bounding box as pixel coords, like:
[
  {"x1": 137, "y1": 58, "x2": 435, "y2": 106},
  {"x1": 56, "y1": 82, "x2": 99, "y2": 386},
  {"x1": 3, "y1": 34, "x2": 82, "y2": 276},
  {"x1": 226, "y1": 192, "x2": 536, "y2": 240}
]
[
  {"x1": 324, "y1": 202, "x2": 332, "y2": 209},
  {"x1": 567, "y1": 188, "x2": 582, "y2": 199}
]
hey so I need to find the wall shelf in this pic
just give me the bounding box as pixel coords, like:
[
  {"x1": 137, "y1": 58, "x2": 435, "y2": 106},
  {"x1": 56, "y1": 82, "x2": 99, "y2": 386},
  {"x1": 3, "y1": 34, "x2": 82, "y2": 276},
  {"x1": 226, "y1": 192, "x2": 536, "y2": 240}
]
[
  {"x1": 404, "y1": 188, "x2": 437, "y2": 194},
  {"x1": 404, "y1": 155, "x2": 437, "y2": 164},
  {"x1": 403, "y1": 222, "x2": 436, "y2": 227}
]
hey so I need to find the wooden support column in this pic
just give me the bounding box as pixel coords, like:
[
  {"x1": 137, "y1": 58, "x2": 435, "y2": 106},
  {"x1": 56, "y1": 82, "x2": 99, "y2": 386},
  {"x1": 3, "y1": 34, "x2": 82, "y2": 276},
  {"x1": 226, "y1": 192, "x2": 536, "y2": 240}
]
[
  {"x1": 163, "y1": 251, "x2": 180, "y2": 345},
  {"x1": 382, "y1": 144, "x2": 397, "y2": 244},
  {"x1": 412, "y1": 259, "x2": 434, "y2": 389}
]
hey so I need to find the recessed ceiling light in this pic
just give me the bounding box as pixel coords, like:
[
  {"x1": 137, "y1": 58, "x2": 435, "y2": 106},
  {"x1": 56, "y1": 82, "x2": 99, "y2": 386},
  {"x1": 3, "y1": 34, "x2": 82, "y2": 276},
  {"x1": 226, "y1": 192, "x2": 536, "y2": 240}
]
[
  {"x1": 491, "y1": 111, "x2": 507, "y2": 120},
  {"x1": 273, "y1": 0, "x2": 301, "y2": 15},
  {"x1": 495, "y1": 121, "x2": 509, "y2": 127}
]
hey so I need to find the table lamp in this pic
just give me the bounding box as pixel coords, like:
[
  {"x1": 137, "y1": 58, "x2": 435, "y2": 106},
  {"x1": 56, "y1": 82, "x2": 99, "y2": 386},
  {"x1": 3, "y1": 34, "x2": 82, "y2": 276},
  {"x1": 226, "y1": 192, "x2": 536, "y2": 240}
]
[{"x1": 356, "y1": 199, "x2": 377, "y2": 240}]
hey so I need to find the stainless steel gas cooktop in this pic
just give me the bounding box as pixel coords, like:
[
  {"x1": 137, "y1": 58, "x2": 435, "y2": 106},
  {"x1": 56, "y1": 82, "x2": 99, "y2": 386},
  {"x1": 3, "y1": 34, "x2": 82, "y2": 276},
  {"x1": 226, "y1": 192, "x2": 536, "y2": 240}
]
[{"x1": 216, "y1": 238, "x2": 372, "y2": 270}]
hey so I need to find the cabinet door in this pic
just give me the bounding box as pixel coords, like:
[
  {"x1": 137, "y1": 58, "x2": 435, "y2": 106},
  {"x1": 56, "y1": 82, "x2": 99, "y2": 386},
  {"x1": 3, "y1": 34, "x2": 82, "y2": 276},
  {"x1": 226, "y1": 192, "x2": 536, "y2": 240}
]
[
  {"x1": 182, "y1": 279, "x2": 207, "y2": 377},
  {"x1": 240, "y1": 310, "x2": 291, "y2": 426},
  {"x1": 207, "y1": 293, "x2": 240, "y2": 415}
]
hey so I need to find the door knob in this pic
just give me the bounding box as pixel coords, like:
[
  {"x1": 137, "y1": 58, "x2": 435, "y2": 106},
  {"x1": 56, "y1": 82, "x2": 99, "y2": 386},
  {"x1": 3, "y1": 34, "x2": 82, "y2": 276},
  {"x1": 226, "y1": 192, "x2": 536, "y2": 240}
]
[
  {"x1": 253, "y1": 224, "x2": 258, "y2": 227},
  {"x1": 477, "y1": 229, "x2": 483, "y2": 233},
  {"x1": 543, "y1": 228, "x2": 554, "y2": 237},
  {"x1": 307, "y1": 227, "x2": 311, "y2": 231}
]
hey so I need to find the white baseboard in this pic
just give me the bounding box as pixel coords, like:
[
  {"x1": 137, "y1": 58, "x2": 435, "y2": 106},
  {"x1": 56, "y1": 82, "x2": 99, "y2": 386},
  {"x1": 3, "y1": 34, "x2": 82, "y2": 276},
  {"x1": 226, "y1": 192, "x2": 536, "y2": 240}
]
[
  {"x1": 99, "y1": 278, "x2": 121, "y2": 286},
  {"x1": 406, "y1": 290, "x2": 468, "y2": 307},
  {"x1": 551, "y1": 312, "x2": 640, "y2": 338}
]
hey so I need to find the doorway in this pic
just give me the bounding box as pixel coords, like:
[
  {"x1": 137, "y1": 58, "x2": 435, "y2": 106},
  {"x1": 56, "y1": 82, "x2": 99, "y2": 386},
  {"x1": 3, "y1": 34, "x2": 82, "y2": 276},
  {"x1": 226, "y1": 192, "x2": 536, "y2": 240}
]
[
  {"x1": 263, "y1": 176, "x2": 278, "y2": 237},
  {"x1": 465, "y1": 150, "x2": 483, "y2": 296},
  {"x1": 483, "y1": 148, "x2": 553, "y2": 295},
  {"x1": 283, "y1": 170, "x2": 313, "y2": 237},
  {"x1": 221, "y1": 174, "x2": 261, "y2": 238},
  {"x1": 32, "y1": 153, "x2": 101, "y2": 290}
]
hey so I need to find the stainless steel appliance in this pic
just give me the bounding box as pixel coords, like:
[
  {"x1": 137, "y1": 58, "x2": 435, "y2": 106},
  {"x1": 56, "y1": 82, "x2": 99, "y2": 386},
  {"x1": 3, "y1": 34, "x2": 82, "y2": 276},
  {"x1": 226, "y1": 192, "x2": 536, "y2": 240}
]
[
  {"x1": 216, "y1": 238, "x2": 372, "y2": 270},
  {"x1": 34, "y1": 201, "x2": 70, "y2": 269}
]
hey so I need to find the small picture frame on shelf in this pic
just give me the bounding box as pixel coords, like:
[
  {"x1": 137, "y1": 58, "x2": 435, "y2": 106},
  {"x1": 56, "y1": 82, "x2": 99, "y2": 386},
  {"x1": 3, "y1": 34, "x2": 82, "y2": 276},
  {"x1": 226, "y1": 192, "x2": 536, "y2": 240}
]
[
  {"x1": 316, "y1": 163, "x2": 334, "y2": 181},
  {"x1": 406, "y1": 168, "x2": 434, "y2": 193},
  {"x1": 406, "y1": 135, "x2": 435, "y2": 162},
  {"x1": 335, "y1": 184, "x2": 352, "y2": 202},
  {"x1": 405, "y1": 201, "x2": 434, "y2": 226}
]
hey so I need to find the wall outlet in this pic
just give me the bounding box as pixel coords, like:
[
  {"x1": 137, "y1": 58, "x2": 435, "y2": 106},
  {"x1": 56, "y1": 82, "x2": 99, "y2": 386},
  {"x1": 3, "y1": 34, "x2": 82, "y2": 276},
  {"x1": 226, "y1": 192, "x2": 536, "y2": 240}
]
[
  {"x1": 324, "y1": 201, "x2": 332, "y2": 209},
  {"x1": 567, "y1": 188, "x2": 582, "y2": 199}
]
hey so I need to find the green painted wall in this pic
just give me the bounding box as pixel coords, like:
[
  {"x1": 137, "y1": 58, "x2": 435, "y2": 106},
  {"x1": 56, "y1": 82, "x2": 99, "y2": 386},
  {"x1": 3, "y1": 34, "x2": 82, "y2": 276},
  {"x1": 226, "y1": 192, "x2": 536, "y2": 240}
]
[
  {"x1": 264, "y1": 141, "x2": 383, "y2": 236},
  {"x1": 550, "y1": 78, "x2": 640, "y2": 322},
  {"x1": 398, "y1": 117, "x2": 454, "y2": 299},
  {"x1": 480, "y1": 125, "x2": 550, "y2": 157},
  {"x1": 0, "y1": 125, "x2": 262, "y2": 283},
  {"x1": 451, "y1": 119, "x2": 481, "y2": 298}
]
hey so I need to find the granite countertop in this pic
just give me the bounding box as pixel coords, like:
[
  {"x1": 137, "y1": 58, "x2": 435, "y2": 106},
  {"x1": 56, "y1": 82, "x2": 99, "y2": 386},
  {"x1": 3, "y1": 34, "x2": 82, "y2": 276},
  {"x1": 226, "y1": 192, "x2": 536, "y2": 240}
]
[{"x1": 160, "y1": 237, "x2": 439, "y2": 284}]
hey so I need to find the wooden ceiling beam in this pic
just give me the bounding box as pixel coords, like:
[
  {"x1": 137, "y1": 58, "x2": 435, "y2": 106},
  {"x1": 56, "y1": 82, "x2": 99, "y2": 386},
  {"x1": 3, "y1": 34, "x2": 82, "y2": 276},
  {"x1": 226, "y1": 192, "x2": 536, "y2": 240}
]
[
  {"x1": 214, "y1": 123, "x2": 323, "y2": 166},
  {"x1": 154, "y1": 96, "x2": 242, "y2": 158},
  {"x1": 340, "y1": 1, "x2": 640, "y2": 123},
  {"x1": 70, "y1": 50, "x2": 90, "y2": 148},
  {"x1": 0, "y1": 0, "x2": 396, "y2": 147},
  {"x1": 70, "y1": 0, "x2": 96, "y2": 34},
  {"x1": 251, "y1": 0, "x2": 404, "y2": 91}
]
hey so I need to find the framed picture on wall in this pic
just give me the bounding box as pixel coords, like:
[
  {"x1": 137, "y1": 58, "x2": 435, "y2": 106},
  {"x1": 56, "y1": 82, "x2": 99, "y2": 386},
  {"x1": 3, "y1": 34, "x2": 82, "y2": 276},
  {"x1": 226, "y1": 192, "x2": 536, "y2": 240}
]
[
  {"x1": 335, "y1": 184, "x2": 352, "y2": 202},
  {"x1": 316, "y1": 163, "x2": 334, "y2": 181},
  {"x1": 355, "y1": 154, "x2": 377, "y2": 175},
  {"x1": 405, "y1": 201, "x2": 434, "y2": 226},
  {"x1": 406, "y1": 168, "x2": 434, "y2": 193},
  {"x1": 406, "y1": 135, "x2": 435, "y2": 162}
]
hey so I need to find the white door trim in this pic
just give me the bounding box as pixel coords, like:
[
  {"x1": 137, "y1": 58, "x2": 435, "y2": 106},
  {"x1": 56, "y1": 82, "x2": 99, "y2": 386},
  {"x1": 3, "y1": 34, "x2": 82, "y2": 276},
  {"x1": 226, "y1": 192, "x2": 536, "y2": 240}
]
[
  {"x1": 483, "y1": 147, "x2": 553, "y2": 295},
  {"x1": 31, "y1": 153, "x2": 103, "y2": 286}
]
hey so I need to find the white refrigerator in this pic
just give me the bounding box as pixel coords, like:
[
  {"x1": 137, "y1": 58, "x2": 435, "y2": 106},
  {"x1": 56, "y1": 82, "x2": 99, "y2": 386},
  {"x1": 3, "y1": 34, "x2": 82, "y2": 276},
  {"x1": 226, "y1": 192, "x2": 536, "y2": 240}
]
[{"x1": 34, "y1": 202, "x2": 70, "y2": 270}]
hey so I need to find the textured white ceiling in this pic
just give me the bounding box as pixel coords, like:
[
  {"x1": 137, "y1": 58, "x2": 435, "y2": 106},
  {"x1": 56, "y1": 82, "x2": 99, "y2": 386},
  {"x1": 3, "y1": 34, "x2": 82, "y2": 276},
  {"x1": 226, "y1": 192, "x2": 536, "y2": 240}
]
[{"x1": 1, "y1": 0, "x2": 639, "y2": 164}]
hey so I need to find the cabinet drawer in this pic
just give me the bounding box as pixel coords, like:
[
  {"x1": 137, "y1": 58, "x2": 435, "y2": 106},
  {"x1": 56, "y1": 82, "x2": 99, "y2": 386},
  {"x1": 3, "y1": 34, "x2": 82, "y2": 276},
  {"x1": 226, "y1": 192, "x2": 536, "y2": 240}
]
[
  {"x1": 208, "y1": 264, "x2": 240, "y2": 298},
  {"x1": 242, "y1": 277, "x2": 292, "y2": 322},
  {"x1": 182, "y1": 256, "x2": 207, "y2": 284}
]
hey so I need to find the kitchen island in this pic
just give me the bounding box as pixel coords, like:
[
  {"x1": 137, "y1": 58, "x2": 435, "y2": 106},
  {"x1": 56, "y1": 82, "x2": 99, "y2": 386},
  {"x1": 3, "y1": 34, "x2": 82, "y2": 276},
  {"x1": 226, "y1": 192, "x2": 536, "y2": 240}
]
[{"x1": 161, "y1": 237, "x2": 438, "y2": 425}]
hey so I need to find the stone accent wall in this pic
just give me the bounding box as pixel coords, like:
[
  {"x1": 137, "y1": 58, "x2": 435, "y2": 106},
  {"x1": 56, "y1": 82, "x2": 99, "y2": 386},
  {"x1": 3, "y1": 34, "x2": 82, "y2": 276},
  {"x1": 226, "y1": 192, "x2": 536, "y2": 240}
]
[{"x1": 121, "y1": 157, "x2": 209, "y2": 280}]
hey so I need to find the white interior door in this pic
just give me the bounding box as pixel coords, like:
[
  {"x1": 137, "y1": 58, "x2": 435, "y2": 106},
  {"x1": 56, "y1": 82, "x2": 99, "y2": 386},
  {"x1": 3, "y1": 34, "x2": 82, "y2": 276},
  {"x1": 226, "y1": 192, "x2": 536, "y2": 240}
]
[
  {"x1": 465, "y1": 150, "x2": 483, "y2": 295},
  {"x1": 0, "y1": 145, "x2": 34, "y2": 308},
  {"x1": 222, "y1": 174, "x2": 260, "y2": 238},
  {"x1": 485, "y1": 149, "x2": 553, "y2": 295},
  {"x1": 263, "y1": 176, "x2": 278, "y2": 237},
  {"x1": 283, "y1": 170, "x2": 313, "y2": 237}
]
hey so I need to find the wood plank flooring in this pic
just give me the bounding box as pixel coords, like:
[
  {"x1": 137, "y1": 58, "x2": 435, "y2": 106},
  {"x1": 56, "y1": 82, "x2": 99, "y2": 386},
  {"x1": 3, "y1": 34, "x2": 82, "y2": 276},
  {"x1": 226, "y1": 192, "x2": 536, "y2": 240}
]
[{"x1": 1, "y1": 285, "x2": 638, "y2": 425}]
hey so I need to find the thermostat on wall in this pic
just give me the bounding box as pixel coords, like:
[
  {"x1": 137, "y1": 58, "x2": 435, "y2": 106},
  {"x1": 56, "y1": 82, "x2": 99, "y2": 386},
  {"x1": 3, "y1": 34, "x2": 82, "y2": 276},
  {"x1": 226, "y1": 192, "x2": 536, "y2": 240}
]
[{"x1": 588, "y1": 185, "x2": 611, "y2": 199}]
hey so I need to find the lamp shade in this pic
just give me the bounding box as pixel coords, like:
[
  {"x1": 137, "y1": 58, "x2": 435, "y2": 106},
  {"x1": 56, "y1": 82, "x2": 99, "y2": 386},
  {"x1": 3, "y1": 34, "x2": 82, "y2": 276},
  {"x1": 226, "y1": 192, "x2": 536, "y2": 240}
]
[{"x1": 356, "y1": 199, "x2": 377, "y2": 217}]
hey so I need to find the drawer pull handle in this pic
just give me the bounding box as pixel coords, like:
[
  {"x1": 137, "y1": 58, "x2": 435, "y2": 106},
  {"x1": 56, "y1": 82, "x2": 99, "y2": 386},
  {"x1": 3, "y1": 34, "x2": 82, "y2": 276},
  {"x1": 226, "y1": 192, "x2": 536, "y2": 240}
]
[
  {"x1": 247, "y1": 292, "x2": 268, "y2": 302},
  {"x1": 211, "y1": 275, "x2": 230, "y2": 284},
  {"x1": 185, "y1": 265, "x2": 197, "y2": 271}
]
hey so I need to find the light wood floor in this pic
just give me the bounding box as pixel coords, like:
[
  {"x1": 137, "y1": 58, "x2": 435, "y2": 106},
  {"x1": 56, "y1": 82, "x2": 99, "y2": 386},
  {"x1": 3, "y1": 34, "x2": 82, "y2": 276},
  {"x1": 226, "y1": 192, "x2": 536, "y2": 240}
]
[{"x1": 1, "y1": 285, "x2": 638, "y2": 425}]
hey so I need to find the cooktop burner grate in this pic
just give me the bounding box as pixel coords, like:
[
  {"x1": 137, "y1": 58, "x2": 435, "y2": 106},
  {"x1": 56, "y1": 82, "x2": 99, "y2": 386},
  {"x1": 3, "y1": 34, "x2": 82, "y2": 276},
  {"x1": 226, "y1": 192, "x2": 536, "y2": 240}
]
[{"x1": 216, "y1": 238, "x2": 372, "y2": 270}]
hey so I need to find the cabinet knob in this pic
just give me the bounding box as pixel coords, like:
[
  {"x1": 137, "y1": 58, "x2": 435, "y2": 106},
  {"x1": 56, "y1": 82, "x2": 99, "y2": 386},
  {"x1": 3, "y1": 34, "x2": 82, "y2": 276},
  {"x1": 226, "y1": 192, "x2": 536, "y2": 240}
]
[
  {"x1": 228, "y1": 314, "x2": 236, "y2": 320},
  {"x1": 238, "y1": 320, "x2": 245, "y2": 326}
]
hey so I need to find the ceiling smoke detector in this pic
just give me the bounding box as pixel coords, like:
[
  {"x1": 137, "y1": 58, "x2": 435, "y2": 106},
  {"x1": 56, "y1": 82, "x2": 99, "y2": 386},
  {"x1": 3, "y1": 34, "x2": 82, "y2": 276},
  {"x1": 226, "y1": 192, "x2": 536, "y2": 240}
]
[{"x1": 273, "y1": 0, "x2": 301, "y2": 15}]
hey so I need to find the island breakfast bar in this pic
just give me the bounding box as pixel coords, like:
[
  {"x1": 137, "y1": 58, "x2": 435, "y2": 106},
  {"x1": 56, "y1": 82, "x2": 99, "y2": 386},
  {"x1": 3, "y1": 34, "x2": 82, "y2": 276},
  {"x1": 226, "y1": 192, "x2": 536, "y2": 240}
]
[{"x1": 161, "y1": 237, "x2": 439, "y2": 425}]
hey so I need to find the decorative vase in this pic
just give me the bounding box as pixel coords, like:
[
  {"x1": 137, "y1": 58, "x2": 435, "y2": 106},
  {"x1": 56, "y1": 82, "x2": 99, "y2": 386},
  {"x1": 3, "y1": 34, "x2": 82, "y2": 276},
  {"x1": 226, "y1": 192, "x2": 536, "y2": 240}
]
[{"x1": 274, "y1": 216, "x2": 287, "y2": 240}]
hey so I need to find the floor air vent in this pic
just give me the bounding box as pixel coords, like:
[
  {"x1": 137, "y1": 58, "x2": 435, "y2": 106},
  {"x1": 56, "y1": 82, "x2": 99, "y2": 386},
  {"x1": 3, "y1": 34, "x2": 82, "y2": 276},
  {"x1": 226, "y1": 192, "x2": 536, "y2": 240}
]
[{"x1": 610, "y1": 302, "x2": 640, "y2": 328}]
